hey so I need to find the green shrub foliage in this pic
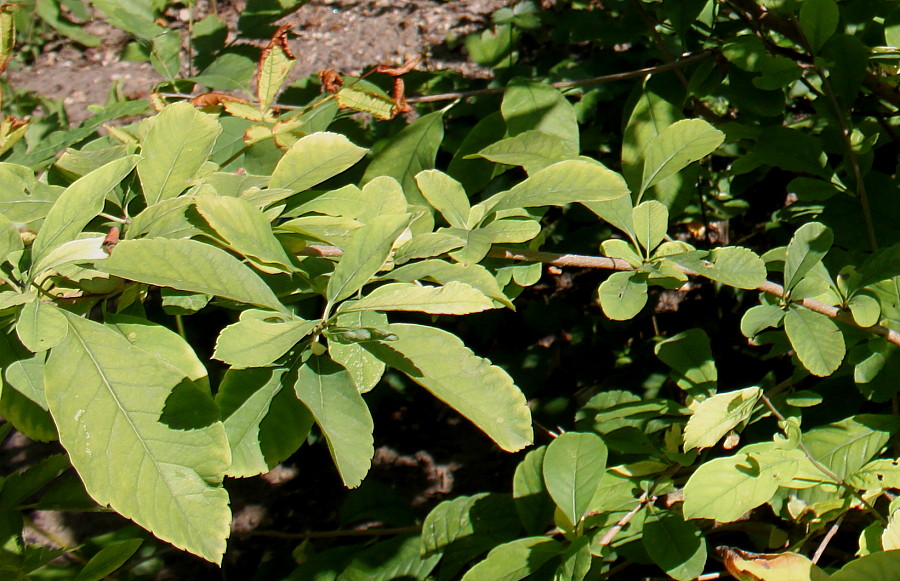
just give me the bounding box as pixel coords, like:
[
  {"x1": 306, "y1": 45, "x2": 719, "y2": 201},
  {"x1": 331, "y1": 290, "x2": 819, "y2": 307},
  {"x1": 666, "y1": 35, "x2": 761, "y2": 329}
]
[{"x1": 5, "y1": 0, "x2": 900, "y2": 578}]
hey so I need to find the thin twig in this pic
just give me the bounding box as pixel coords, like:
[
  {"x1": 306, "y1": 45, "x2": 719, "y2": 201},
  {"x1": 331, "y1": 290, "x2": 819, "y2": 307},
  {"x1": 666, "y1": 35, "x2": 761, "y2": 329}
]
[
  {"x1": 296, "y1": 244, "x2": 900, "y2": 347},
  {"x1": 406, "y1": 52, "x2": 714, "y2": 104},
  {"x1": 98, "y1": 212, "x2": 129, "y2": 224},
  {"x1": 760, "y1": 394, "x2": 887, "y2": 525},
  {"x1": 238, "y1": 525, "x2": 420, "y2": 540},
  {"x1": 597, "y1": 492, "x2": 651, "y2": 546},
  {"x1": 808, "y1": 56, "x2": 878, "y2": 252},
  {"x1": 812, "y1": 512, "x2": 845, "y2": 564}
]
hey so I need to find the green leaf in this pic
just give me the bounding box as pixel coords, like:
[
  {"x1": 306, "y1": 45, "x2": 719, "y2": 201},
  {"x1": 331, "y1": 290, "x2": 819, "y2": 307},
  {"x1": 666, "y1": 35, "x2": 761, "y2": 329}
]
[
  {"x1": 44, "y1": 312, "x2": 230, "y2": 564},
  {"x1": 195, "y1": 195, "x2": 294, "y2": 271},
  {"x1": 269, "y1": 132, "x2": 367, "y2": 194},
  {"x1": 501, "y1": 79, "x2": 579, "y2": 150},
  {"x1": 643, "y1": 513, "x2": 707, "y2": 581},
  {"x1": 784, "y1": 222, "x2": 833, "y2": 292},
  {"x1": 137, "y1": 103, "x2": 222, "y2": 205},
  {"x1": 683, "y1": 444, "x2": 805, "y2": 522},
  {"x1": 16, "y1": 298, "x2": 67, "y2": 352},
  {"x1": 639, "y1": 119, "x2": 724, "y2": 197},
  {"x1": 31, "y1": 236, "x2": 109, "y2": 277},
  {"x1": 5, "y1": 350, "x2": 48, "y2": 410},
  {"x1": 126, "y1": 197, "x2": 196, "y2": 240},
  {"x1": 800, "y1": 0, "x2": 839, "y2": 53},
  {"x1": 105, "y1": 315, "x2": 209, "y2": 390},
  {"x1": 847, "y1": 459, "x2": 900, "y2": 490},
  {"x1": 339, "y1": 535, "x2": 440, "y2": 581},
  {"x1": 887, "y1": 6, "x2": 900, "y2": 50},
  {"x1": 325, "y1": 310, "x2": 387, "y2": 393},
  {"x1": 256, "y1": 28, "x2": 294, "y2": 112},
  {"x1": 89, "y1": 0, "x2": 161, "y2": 39},
  {"x1": 34, "y1": 0, "x2": 100, "y2": 47},
  {"x1": 385, "y1": 259, "x2": 511, "y2": 306},
  {"x1": 334, "y1": 86, "x2": 396, "y2": 120},
  {"x1": 753, "y1": 126, "x2": 829, "y2": 178},
  {"x1": 801, "y1": 415, "x2": 900, "y2": 482},
  {"x1": 849, "y1": 291, "x2": 881, "y2": 327},
  {"x1": 339, "y1": 282, "x2": 495, "y2": 315},
  {"x1": 598, "y1": 271, "x2": 647, "y2": 321},
  {"x1": 326, "y1": 213, "x2": 411, "y2": 305},
  {"x1": 654, "y1": 328, "x2": 717, "y2": 393},
  {"x1": 601, "y1": 239, "x2": 642, "y2": 267},
  {"x1": 632, "y1": 200, "x2": 668, "y2": 254},
  {"x1": 542, "y1": 432, "x2": 608, "y2": 527},
  {"x1": 294, "y1": 356, "x2": 374, "y2": 488},
  {"x1": 217, "y1": 367, "x2": 314, "y2": 477},
  {"x1": 831, "y1": 551, "x2": 900, "y2": 581},
  {"x1": 150, "y1": 29, "x2": 181, "y2": 81},
  {"x1": 0, "y1": 209, "x2": 22, "y2": 262},
  {"x1": 481, "y1": 217, "x2": 541, "y2": 244},
  {"x1": 621, "y1": 87, "x2": 681, "y2": 192},
  {"x1": 784, "y1": 308, "x2": 845, "y2": 377},
  {"x1": 683, "y1": 387, "x2": 762, "y2": 451},
  {"x1": 583, "y1": 194, "x2": 635, "y2": 239},
  {"x1": 214, "y1": 317, "x2": 317, "y2": 368},
  {"x1": 669, "y1": 246, "x2": 768, "y2": 290},
  {"x1": 490, "y1": 160, "x2": 630, "y2": 213},
  {"x1": 393, "y1": 232, "x2": 466, "y2": 264},
  {"x1": 415, "y1": 170, "x2": 470, "y2": 229},
  {"x1": 30, "y1": 155, "x2": 138, "y2": 274},
  {"x1": 364, "y1": 323, "x2": 533, "y2": 452},
  {"x1": 476, "y1": 130, "x2": 577, "y2": 174},
  {"x1": 513, "y1": 446, "x2": 554, "y2": 535},
  {"x1": 97, "y1": 238, "x2": 286, "y2": 312},
  {"x1": 74, "y1": 539, "x2": 143, "y2": 581},
  {"x1": 741, "y1": 304, "x2": 785, "y2": 338},
  {"x1": 421, "y1": 492, "x2": 522, "y2": 578},
  {"x1": 555, "y1": 537, "x2": 591, "y2": 581},
  {"x1": 362, "y1": 110, "x2": 445, "y2": 205},
  {"x1": 461, "y1": 537, "x2": 564, "y2": 581}
]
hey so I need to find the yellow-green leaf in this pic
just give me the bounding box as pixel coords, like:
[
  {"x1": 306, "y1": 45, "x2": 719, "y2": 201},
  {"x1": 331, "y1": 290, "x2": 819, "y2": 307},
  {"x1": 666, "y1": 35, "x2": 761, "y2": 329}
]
[{"x1": 45, "y1": 312, "x2": 230, "y2": 563}]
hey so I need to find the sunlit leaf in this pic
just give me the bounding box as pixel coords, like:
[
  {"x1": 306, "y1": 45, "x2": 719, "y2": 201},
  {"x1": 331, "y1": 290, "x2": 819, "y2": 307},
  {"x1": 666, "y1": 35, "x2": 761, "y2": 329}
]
[
  {"x1": 598, "y1": 271, "x2": 647, "y2": 321},
  {"x1": 683, "y1": 387, "x2": 761, "y2": 451},
  {"x1": 339, "y1": 281, "x2": 495, "y2": 315},
  {"x1": 784, "y1": 222, "x2": 833, "y2": 292},
  {"x1": 784, "y1": 308, "x2": 845, "y2": 377},
  {"x1": 326, "y1": 213, "x2": 411, "y2": 305},
  {"x1": 490, "y1": 159, "x2": 630, "y2": 213},
  {"x1": 461, "y1": 537, "x2": 564, "y2": 581},
  {"x1": 45, "y1": 312, "x2": 230, "y2": 563},
  {"x1": 640, "y1": 119, "x2": 724, "y2": 196},
  {"x1": 269, "y1": 132, "x2": 367, "y2": 194},
  {"x1": 542, "y1": 432, "x2": 607, "y2": 526},
  {"x1": 294, "y1": 355, "x2": 374, "y2": 488},
  {"x1": 415, "y1": 170, "x2": 470, "y2": 229},
  {"x1": 365, "y1": 323, "x2": 533, "y2": 452},
  {"x1": 214, "y1": 317, "x2": 317, "y2": 368},
  {"x1": 195, "y1": 195, "x2": 294, "y2": 271},
  {"x1": 137, "y1": 103, "x2": 221, "y2": 205},
  {"x1": 217, "y1": 367, "x2": 313, "y2": 477},
  {"x1": 30, "y1": 155, "x2": 138, "y2": 274},
  {"x1": 362, "y1": 110, "x2": 445, "y2": 205},
  {"x1": 683, "y1": 443, "x2": 805, "y2": 522},
  {"x1": 98, "y1": 238, "x2": 286, "y2": 312}
]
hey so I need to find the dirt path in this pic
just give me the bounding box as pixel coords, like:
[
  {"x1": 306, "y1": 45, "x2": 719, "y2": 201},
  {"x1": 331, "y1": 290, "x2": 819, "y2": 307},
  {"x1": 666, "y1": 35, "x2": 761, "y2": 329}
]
[{"x1": 7, "y1": 0, "x2": 508, "y2": 124}]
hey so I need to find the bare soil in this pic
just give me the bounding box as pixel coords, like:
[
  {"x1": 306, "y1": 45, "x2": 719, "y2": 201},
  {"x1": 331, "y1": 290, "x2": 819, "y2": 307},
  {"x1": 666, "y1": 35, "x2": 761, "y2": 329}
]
[{"x1": 7, "y1": 0, "x2": 508, "y2": 124}]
